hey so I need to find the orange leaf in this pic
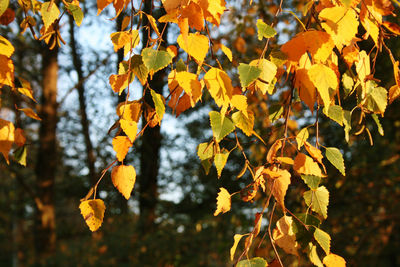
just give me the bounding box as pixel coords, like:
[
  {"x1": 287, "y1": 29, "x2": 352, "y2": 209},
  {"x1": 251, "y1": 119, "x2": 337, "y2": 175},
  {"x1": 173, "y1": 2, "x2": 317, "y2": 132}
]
[
  {"x1": 214, "y1": 187, "x2": 231, "y2": 216},
  {"x1": 181, "y1": 2, "x2": 204, "y2": 31},
  {"x1": 273, "y1": 216, "x2": 299, "y2": 256},
  {"x1": 295, "y1": 68, "x2": 316, "y2": 112},
  {"x1": 0, "y1": 118, "x2": 15, "y2": 164},
  {"x1": 266, "y1": 139, "x2": 282, "y2": 163},
  {"x1": 304, "y1": 142, "x2": 323, "y2": 165},
  {"x1": 0, "y1": 55, "x2": 14, "y2": 87},
  {"x1": 111, "y1": 164, "x2": 136, "y2": 200},
  {"x1": 109, "y1": 73, "x2": 130, "y2": 95},
  {"x1": 97, "y1": 0, "x2": 113, "y2": 15},
  {"x1": 112, "y1": 136, "x2": 132, "y2": 162},
  {"x1": 116, "y1": 100, "x2": 142, "y2": 122},
  {"x1": 382, "y1": 21, "x2": 400, "y2": 35},
  {"x1": 294, "y1": 153, "x2": 325, "y2": 177},
  {"x1": 266, "y1": 167, "x2": 291, "y2": 210},
  {"x1": 204, "y1": 67, "x2": 233, "y2": 107},
  {"x1": 253, "y1": 212, "x2": 263, "y2": 237},
  {"x1": 14, "y1": 128, "x2": 26, "y2": 147},
  {"x1": 389, "y1": 85, "x2": 400, "y2": 104},
  {"x1": 323, "y1": 253, "x2": 346, "y2": 267},
  {"x1": 19, "y1": 108, "x2": 41, "y2": 121}
]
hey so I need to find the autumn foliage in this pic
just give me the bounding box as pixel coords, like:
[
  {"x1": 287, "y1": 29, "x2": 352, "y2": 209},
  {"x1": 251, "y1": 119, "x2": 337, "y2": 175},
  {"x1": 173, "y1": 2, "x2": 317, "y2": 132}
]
[{"x1": 1, "y1": 0, "x2": 400, "y2": 265}]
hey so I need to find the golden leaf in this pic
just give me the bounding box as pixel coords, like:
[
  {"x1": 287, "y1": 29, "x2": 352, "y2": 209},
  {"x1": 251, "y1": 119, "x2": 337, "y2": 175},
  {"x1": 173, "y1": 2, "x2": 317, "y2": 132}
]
[
  {"x1": 230, "y1": 234, "x2": 244, "y2": 261},
  {"x1": 204, "y1": 67, "x2": 233, "y2": 107},
  {"x1": 0, "y1": 118, "x2": 15, "y2": 164},
  {"x1": 112, "y1": 136, "x2": 132, "y2": 162},
  {"x1": 0, "y1": 35, "x2": 14, "y2": 57},
  {"x1": 323, "y1": 253, "x2": 346, "y2": 267},
  {"x1": 250, "y1": 58, "x2": 277, "y2": 94},
  {"x1": 304, "y1": 142, "x2": 323, "y2": 165},
  {"x1": 111, "y1": 164, "x2": 136, "y2": 200},
  {"x1": 79, "y1": 199, "x2": 106, "y2": 232},
  {"x1": 273, "y1": 216, "x2": 299, "y2": 256},
  {"x1": 18, "y1": 108, "x2": 41, "y2": 121},
  {"x1": 294, "y1": 153, "x2": 325, "y2": 177},
  {"x1": 116, "y1": 100, "x2": 142, "y2": 122},
  {"x1": 120, "y1": 119, "x2": 138, "y2": 142},
  {"x1": 266, "y1": 167, "x2": 291, "y2": 210},
  {"x1": 266, "y1": 139, "x2": 282, "y2": 163},
  {"x1": 177, "y1": 32, "x2": 209, "y2": 63},
  {"x1": 214, "y1": 187, "x2": 231, "y2": 216},
  {"x1": 0, "y1": 55, "x2": 14, "y2": 87}
]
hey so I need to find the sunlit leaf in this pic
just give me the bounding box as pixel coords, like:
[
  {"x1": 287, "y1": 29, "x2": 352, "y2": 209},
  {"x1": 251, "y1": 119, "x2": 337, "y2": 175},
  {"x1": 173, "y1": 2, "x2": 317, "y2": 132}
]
[
  {"x1": 304, "y1": 186, "x2": 329, "y2": 219},
  {"x1": 294, "y1": 153, "x2": 325, "y2": 177},
  {"x1": 120, "y1": 119, "x2": 138, "y2": 142},
  {"x1": 111, "y1": 164, "x2": 136, "y2": 200},
  {"x1": 18, "y1": 108, "x2": 41, "y2": 121},
  {"x1": 177, "y1": 32, "x2": 209, "y2": 63},
  {"x1": 41, "y1": 2, "x2": 60, "y2": 30},
  {"x1": 209, "y1": 110, "x2": 235, "y2": 142},
  {"x1": 112, "y1": 136, "x2": 132, "y2": 162},
  {"x1": 79, "y1": 199, "x2": 106, "y2": 232},
  {"x1": 0, "y1": 118, "x2": 14, "y2": 164},
  {"x1": 325, "y1": 147, "x2": 345, "y2": 176},
  {"x1": 0, "y1": 35, "x2": 14, "y2": 57},
  {"x1": 256, "y1": 19, "x2": 276, "y2": 40},
  {"x1": 314, "y1": 227, "x2": 331, "y2": 254},
  {"x1": 214, "y1": 150, "x2": 229, "y2": 178},
  {"x1": 238, "y1": 63, "x2": 262, "y2": 88},
  {"x1": 151, "y1": 89, "x2": 165, "y2": 123},
  {"x1": 214, "y1": 187, "x2": 231, "y2": 216},
  {"x1": 141, "y1": 48, "x2": 172, "y2": 76},
  {"x1": 230, "y1": 234, "x2": 244, "y2": 261},
  {"x1": 273, "y1": 216, "x2": 299, "y2": 256},
  {"x1": 323, "y1": 253, "x2": 346, "y2": 267},
  {"x1": 232, "y1": 110, "x2": 254, "y2": 136}
]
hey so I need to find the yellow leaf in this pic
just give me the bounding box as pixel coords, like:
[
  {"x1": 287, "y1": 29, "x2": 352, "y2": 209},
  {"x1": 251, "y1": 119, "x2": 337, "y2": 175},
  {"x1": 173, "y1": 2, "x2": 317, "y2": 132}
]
[
  {"x1": 112, "y1": 136, "x2": 132, "y2": 162},
  {"x1": 0, "y1": 118, "x2": 15, "y2": 164},
  {"x1": 177, "y1": 32, "x2": 209, "y2": 63},
  {"x1": 97, "y1": 0, "x2": 112, "y2": 15},
  {"x1": 111, "y1": 164, "x2": 136, "y2": 200},
  {"x1": 355, "y1": 50, "x2": 370, "y2": 93},
  {"x1": 214, "y1": 187, "x2": 231, "y2": 216},
  {"x1": 18, "y1": 108, "x2": 41, "y2": 121},
  {"x1": 295, "y1": 68, "x2": 316, "y2": 112},
  {"x1": 360, "y1": 1, "x2": 381, "y2": 45},
  {"x1": 294, "y1": 153, "x2": 325, "y2": 177},
  {"x1": 116, "y1": 100, "x2": 142, "y2": 122},
  {"x1": 319, "y1": 7, "x2": 359, "y2": 51},
  {"x1": 144, "y1": 13, "x2": 161, "y2": 36},
  {"x1": 308, "y1": 64, "x2": 338, "y2": 109},
  {"x1": 79, "y1": 199, "x2": 106, "y2": 232},
  {"x1": 120, "y1": 119, "x2": 138, "y2": 142},
  {"x1": 389, "y1": 85, "x2": 400, "y2": 104},
  {"x1": 296, "y1": 127, "x2": 309, "y2": 150},
  {"x1": 232, "y1": 110, "x2": 254, "y2": 137},
  {"x1": 220, "y1": 44, "x2": 232, "y2": 61},
  {"x1": 230, "y1": 234, "x2": 244, "y2": 261},
  {"x1": 41, "y1": 2, "x2": 60, "y2": 30},
  {"x1": 323, "y1": 253, "x2": 346, "y2": 267},
  {"x1": 17, "y1": 77, "x2": 36, "y2": 102},
  {"x1": 195, "y1": 0, "x2": 226, "y2": 26},
  {"x1": 0, "y1": 55, "x2": 14, "y2": 87},
  {"x1": 250, "y1": 59, "x2": 277, "y2": 94},
  {"x1": 110, "y1": 30, "x2": 140, "y2": 56},
  {"x1": 230, "y1": 94, "x2": 248, "y2": 116},
  {"x1": 273, "y1": 216, "x2": 299, "y2": 256},
  {"x1": 204, "y1": 67, "x2": 233, "y2": 107},
  {"x1": 0, "y1": 35, "x2": 14, "y2": 57},
  {"x1": 175, "y1": 71, "x2": 202, "y2": 106}
]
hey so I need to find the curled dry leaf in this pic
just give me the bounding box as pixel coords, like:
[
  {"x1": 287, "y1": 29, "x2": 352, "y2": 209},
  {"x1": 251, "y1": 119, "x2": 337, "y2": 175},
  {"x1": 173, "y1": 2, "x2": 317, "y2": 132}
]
[
  {"x1": 214, "y1": 187, "x2": 231, "y2": 216},
  {"x1": 111, "y1": 164, "x2": 136, "y2": 200},
  {"x1": 266, "y1": 139, "x2": 282, "y2": 163}
]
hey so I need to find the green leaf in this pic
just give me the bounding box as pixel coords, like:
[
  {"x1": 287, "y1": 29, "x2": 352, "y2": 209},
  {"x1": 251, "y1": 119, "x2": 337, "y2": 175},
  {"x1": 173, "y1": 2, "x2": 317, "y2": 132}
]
[
  {"x1": 130, "y1": 55, "x2": 149, "y2": 85},
  {"x1": 307, "y1": 243, "x2": 324, "y2": 267},
  {"x1": 67, "y1": 4, "x2": 84, "y2": 26},
  {"x1": 343, "y1": 110, "x2": 352, "y2": 142},
  {"x1": 304, "y1": 186, "x2": 329, "y2": 219},
  {"x1": 176, "y1": 59, "x2": 186, "y2": 72},
  {"x1": 342, "y1": 72, "x2": 354, "y2": 97},
  {"x1": 268, "y1": 104, "x2": 284, "y2": 122},
  {"x1": 0, "y1": 0, "x2": 9, "y2": 17},
  {"x1": 296, "y1": 127, "x2": 309, "y2": 149},
  {"x1": 238, "y1": 63, "x2": 262, "y2": 87},
  {"x1": 256, "y1": 19, "x2": 277, "y2": 40},
  {"x1": 214, "y1": 151, "x2": 229, "y2": 177},
  {"x1": 232, "y1": 111, "x2": 254, "y2": 136},
  {"x1": 325, "y1": 147, "x2": 345, "y2": 176},
  {"x1": 237, "y1": 257, "x2": 268, "y2": 267},
  {"x1": 197, "y1": 142, "x2": 213, "y2": 161},
  {"x1": 150, "y1": 89, "x2": 165, "y2": 122},
  {"x1": 365, "y1": 82, "x2": 387, "y2": 114},
  {"x1": 269, "y1": 50, "x2": 287, "y2": 68},
  {"x1": 41, "y1": 2, "x2": 60, "y2": 30},
  {"x1": 13, "y1": 146, "x2": 27, "y2": 167},
  {"x1": 201, "y1": 159, "x2": 212, "y2": 175},
  {"x1": 323, "y1": 105, "x2": 343, "y2": 126},
  {"x1": 314, "y1": 228, "x2": 331, "y2": 255},
  {"x1": 141, "y1": 48, "x2": 172, "y2": 76},
  {"x1": 295, "y1": 213, "x2": 321, "y2": 227},
  {"x1": 301, "y1": 175, "x2": 321, "y2": 190},
  {"x1": 209, "y1": 111, "x2": 235, "y2": 142},
  {"x1": 371, "y1": 114, "x2": 384, "y2": 136}
]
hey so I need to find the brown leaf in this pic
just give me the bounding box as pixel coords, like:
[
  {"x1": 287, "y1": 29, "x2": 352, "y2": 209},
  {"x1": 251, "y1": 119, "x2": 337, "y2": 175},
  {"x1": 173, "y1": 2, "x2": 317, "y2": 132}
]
[{"x1": 266, "y1": 139, "x2": 282, "y2": 163}]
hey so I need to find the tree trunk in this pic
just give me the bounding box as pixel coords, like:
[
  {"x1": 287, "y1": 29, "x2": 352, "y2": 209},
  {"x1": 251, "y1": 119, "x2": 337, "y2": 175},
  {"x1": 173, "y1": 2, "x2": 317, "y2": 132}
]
[
  {"x1": 68, "y1": 16, "x2": 97, "y2": 185},
  {"x1": 34, "y1": 46, "x2": 58, "y2": 263},
  {"x1": 138, "y1": 0, "x2": 168, "y2": 234}
]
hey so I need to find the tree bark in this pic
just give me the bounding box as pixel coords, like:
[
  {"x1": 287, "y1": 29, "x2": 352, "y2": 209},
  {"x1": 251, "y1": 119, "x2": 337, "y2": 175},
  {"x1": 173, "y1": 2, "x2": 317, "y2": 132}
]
[
  {"x1": 68, "y1": 16, "x2": 97, "y2": 185},
  {"x1": 138, "y1": 0, "x2": 168, "y2": 234},
  {"x1": 34, "y1": 45, "x2": 58, "y2": 263}
]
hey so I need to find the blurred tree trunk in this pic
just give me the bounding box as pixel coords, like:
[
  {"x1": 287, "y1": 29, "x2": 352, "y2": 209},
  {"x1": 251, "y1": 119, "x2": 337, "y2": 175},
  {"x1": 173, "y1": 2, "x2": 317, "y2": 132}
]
[
  {"x1": 138, "y1": 0, "x2": 167, "y2": 234},
  {"x1": 68, "y1": 16, "x2": 97, "y2": 185},
  {"x1": 34, "y1": 46, "x2": 58, "y2": 262}
]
